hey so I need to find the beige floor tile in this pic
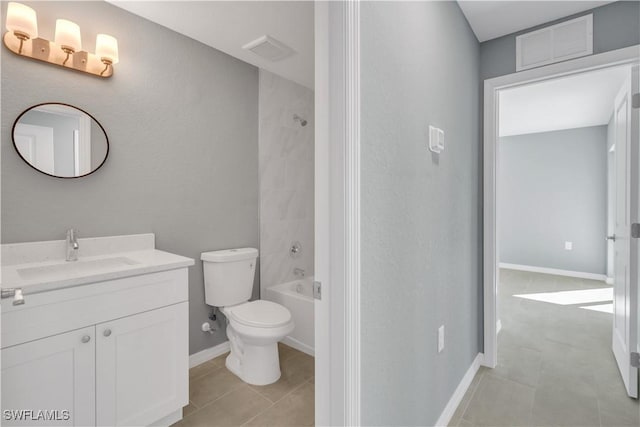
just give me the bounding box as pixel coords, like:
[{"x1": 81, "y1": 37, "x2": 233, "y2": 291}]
[
  {"x1": 491, "y1": 344, "x2": 542, "y2": 388},
  {"x1": 189, "y1": 365, "x2": 244, "y2": 407},
  {"x1": 462, "y1": 374, "x2": 534, "y2": 426},
  {"x1": 278, "y1": 342, "x2": 300, "y2": 362},
  {"x1": 250, "y1": 352, "x2": 314, "y2": 403},
  {"x1": 595, "y1": 368, "x2": 640, "y2": 425},
  {"x1": 452, "y1": 271, "x2": 632, "y2": 427},
  {"x1": 189, "y1": 359, "x2": 221, "y2": 382},
  {"x1": 212, "y1": 351, "x2": 230, "y2": 366},
  {"x1": 531, "y1": 384, "x2": 600, "y2": 427},
  {"x1": 599, "y1": 408, "x2": 640, "y2": 427},
  {"x1": 244, "y1": 381, "x2": 314, "y2": 426},
  {"x1": 177, "y1": 386, "x2": 272, "y2": 427},
  {"x1": 182, "y1": 401, "x2": 198, "y2": 417},
  {"x1": 536, "y1": 354, "x2": 597, "y2": 398}
]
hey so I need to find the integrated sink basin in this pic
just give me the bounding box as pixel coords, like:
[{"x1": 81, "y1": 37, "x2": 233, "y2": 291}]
[
  {"x1": 17, "y1": 257, "x2": 141, "y2": 281},
  {"x1": 1, "y1": 234, "x2": 195, "y2": 296}
]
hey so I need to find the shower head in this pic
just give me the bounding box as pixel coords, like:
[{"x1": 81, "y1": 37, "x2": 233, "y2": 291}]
[{"x1": 293, "y1": 114, "x2": 308, "y2": 127}]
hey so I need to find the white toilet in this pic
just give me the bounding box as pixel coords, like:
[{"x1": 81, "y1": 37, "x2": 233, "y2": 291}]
[{"x1": 201, "y1": 248, "x2": 294, "y2": 385}]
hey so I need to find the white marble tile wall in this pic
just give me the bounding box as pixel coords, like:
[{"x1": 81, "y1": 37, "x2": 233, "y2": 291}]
[{"x1": 259, "y1": 70, "x2": 314, "y2": 293}]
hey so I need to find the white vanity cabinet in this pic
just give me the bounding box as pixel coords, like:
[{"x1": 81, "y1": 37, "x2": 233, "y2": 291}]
[
  {"x1": 2, "y1": 327, "x2": 96, "y2": 426},
  {"x1": 96, "y1": 303, "x2": 188, "y2": 427},
  {"x1": 1, "y1": 267, "x2": 191, "y2": 427}
]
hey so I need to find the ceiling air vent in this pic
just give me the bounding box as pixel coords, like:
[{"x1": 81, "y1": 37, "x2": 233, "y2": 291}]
[{"x1": 242, "y1": 35, "x2": 294, "y2": 62}]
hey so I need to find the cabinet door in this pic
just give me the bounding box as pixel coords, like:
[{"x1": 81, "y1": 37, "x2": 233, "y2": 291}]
[
  {"x1": 96, "y1": 303, "x2": 188, "y2": 426},
  {"x1": 1, "y1": 327, "x2": 96, "y2": 426}
]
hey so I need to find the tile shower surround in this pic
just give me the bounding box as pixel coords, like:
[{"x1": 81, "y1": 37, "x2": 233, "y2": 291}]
[{"x1": 258, "y1": 71, "x2": 314, "y2": 292}]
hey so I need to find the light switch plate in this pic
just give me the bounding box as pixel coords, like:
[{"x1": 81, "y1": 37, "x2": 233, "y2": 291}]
[
  {"x1": 565, "y1": 241, "x2": 573, "y2": 250},
  {"x1": 429, "y1": 126, "x2": 444, "y2": 153}
]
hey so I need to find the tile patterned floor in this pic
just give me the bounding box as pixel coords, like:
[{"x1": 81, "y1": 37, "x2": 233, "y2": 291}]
[
  {"x1": 175, "y1": 343, "x2": 314, "y2": 427},
  {"x1": 450, "y1": 269, "x2": 640, "y2": 427}
]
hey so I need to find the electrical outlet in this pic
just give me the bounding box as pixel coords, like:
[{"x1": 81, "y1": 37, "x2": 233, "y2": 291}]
[
  {"x1": 438, "y1": 325, "x2": 445, "y2": 353},
  {"x1": 565, "y1": 241, "x2": 573, "y2": 251}
]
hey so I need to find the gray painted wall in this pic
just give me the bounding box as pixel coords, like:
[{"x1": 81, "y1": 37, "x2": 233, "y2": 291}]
[
  {"x1": 361, "y1": 2, "x2": 481, "y2": 425},
  {"x1": 1, "y1": 1, "x2": 259, "y2": 355},
  {"x1": 499, "y1": 126, "x2": 608, "y2": 274},
  {"x1": 480, "y1": 1, "x2": 640, "y2": 80}
]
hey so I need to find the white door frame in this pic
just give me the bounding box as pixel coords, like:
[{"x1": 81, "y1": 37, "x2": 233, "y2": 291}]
[
  {"x1": 483, "y1": 45, "x2": 640, "y2": 368},
  {"x1": 314, "y1": 1, "x2": 361, "y2": 425}
]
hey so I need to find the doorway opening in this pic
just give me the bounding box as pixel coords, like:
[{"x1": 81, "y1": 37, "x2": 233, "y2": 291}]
[{"x1": 479, "y1": 47, "x2": 639, "y2": 426}]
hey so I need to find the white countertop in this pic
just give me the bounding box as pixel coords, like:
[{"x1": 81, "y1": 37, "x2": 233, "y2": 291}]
[{"x1": 1, "y1": 234, "x2": 195, "y2": 295}]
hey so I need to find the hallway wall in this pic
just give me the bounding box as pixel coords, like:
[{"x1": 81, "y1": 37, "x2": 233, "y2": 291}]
[{"x1": 361, "y1": 1, "x2": 481, "y2": 425}]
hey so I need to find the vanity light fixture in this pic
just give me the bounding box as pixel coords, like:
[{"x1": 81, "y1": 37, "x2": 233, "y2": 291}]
[
  {"x1": 54, "y1": 19, "x2": 81, "y2": 65},
  {"x1": 5, "y1": 2, "x2": 38, "y2": 54},
  {"x1": 95, "y1": 34, "x2": 119, "y2": 76},
  {"x1": 3, "y1": 2, "x2": 118, "y2": 78}
]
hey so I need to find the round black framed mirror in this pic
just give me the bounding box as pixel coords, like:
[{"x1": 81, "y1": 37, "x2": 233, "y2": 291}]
[{"x1": 12, "y1": 103, "x2": 109, "y2": 178}]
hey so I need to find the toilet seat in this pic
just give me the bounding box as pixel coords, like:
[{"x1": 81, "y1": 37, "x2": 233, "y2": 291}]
[{"x1": 225, "y1": 300, "x2": 291, "y2": 328}]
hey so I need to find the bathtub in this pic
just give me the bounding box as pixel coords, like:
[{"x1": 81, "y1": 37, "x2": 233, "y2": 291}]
[{"x1": 266, "y1": 277, "x2": 315, "y2": 355}]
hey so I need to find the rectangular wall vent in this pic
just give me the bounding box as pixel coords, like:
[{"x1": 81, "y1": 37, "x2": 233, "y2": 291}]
[
  {"x1": 516, "y1": 14, "x2": 593, "y2": 72},
  {"x1": 242, "y1": 35, "x2": 294, "y2": 62}
]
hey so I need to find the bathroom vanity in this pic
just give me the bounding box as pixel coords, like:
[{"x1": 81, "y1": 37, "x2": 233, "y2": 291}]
[{"x1": 0, "y1": 234, "x2": 194, "y2": 427}]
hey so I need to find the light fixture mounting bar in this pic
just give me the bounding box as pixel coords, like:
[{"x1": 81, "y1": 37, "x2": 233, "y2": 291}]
[{"x1": 3, "y1": 32, "x2": 113, "y2": 78}]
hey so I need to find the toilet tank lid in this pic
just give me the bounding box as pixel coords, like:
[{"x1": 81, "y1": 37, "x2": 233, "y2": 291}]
[{"x1": 201, "y1": 248, "x2": 258, "y2": 262}]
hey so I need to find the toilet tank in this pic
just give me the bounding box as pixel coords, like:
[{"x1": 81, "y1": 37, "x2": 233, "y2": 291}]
[{"x1": 201, "y1": 248, "x2": 258, "y2": 307}]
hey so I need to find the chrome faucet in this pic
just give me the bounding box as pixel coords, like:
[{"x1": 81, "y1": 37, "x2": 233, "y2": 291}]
[
  {"x1": 1, "y1": 288, "x2": 25, "y2": 305},
  {"x1": 293, "y1": 268, "x2": 306, "y2": 278},
  {"x1": 66, "y1": 229, "x2": 79, "y2": 261}
]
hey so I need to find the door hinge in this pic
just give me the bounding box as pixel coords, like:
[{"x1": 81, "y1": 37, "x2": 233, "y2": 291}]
[
  {"x1": 632, "y1": 223, "x2": 640, "y2": 239},
  {"x1": 313, "y1": 281, "x2": 322, "y2": 300},
  {"x1": 633, "y1": 93, "x2": 640, "y2": 109},
  {"x1": 632, "y1": 352, "x2": 640, "y2": 368}
]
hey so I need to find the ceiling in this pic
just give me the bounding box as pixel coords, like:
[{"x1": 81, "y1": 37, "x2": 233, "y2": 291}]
[
  {"x1": 499, "y1": 66, "x2": 629, "y2": 137},
  {"x1": 457, "y1": 1, "x2": 615, "y2": 42},
  {"x1": 107, "y1": 1, "x2": 621, "y2": 89},
  {"x1": 107, "y1": 1, "x2": 314, "y2": 88}
]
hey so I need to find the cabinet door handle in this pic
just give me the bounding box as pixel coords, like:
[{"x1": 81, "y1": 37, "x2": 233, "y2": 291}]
[
  {"x1": 81, "y1": 335, "x2": 91, "y2": 343},
  {"x1": 103, "y1": 329, "x2": 112, "y2": 337}
]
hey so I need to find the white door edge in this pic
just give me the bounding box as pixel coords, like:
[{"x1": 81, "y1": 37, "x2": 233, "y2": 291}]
[
  {"x1": 315, "y1": 1, "x2": 361, "y2": 425},
  {"x1": 483, "y1": 45, "x2": 640, "y2": 370}
]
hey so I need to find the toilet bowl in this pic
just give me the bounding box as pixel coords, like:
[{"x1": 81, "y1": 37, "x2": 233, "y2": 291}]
[
  {"x1": 201, "y1": 248, "x2": 294, "y2": 385},
  {"x1": 222, "y1": 300, "x2": 294, "y2": 385}
]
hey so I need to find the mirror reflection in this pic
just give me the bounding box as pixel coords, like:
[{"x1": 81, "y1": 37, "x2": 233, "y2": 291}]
[{"x1": 12, "y1": 103, "x2": 109, "y2": 178}]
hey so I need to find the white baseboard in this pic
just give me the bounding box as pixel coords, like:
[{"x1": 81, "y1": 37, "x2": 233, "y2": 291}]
[
  {"x1": 499, "y1": 263, "x2": 607, "y2": 282},
  {"x1": 605, "y1": 277, "x2": 614, "y2": 285},
  {"x1": 150, "y1": 409, "x2": 182, "y2": 427},
  {"x1": 435, "y1": 353, "x2": 484, "y2": 427},
  {"x1": 189, "y1": 341, "x2": 230, "y2": 368},
  {"x1": 282, "y1": 336, "x2": 315, "y2": 357}
]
